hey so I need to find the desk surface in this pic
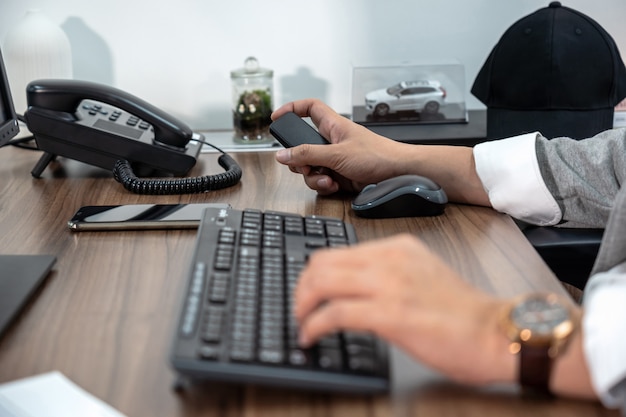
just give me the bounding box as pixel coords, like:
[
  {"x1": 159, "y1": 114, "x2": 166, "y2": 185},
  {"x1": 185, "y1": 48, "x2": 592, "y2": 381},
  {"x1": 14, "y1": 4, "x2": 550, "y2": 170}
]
[{"x1": 0, "y1": 146, "x2": 616, "y2": 416}]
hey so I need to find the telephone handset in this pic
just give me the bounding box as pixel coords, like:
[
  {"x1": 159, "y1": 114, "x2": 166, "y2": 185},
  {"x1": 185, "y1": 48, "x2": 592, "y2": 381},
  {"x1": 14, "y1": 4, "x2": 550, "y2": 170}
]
[{"x1": 24, "y1": 79, "x2": 242, "y2": 194}]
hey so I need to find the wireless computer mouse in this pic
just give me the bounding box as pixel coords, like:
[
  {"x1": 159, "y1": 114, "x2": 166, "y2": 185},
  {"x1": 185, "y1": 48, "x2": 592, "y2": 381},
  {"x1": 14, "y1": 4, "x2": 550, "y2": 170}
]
[{"x1": 351, "y1": 174, "x2": 448, "y2": 218}]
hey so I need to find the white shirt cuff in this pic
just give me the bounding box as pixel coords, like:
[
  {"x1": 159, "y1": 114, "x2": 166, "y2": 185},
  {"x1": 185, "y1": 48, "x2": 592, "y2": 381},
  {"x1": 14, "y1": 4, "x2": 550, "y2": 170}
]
[
  {"x1": 473, "y1": 132, "x2": 561, "y2": 226},
  {"x1": 583, "y1": 264, "x2": 626, "y2": 409}
]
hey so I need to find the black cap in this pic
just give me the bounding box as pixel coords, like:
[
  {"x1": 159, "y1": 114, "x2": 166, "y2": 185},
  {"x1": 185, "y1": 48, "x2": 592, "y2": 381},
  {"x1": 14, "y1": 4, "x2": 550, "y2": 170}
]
[{"x1": 471, "y1": 2, "x2": 626, "y2": 140}]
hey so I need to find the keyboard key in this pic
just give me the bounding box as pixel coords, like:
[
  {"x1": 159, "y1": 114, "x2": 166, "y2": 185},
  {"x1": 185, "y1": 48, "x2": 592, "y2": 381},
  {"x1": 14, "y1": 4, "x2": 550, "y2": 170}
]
[
  {"x1": 305, "y1": 237, "x2": 328, "y2": 248},
  {"x1": 198, "y1": 344, "x2": 220, "y2": 359},
  {"x1": 231, "y1": 346, "x2": 255, "y2": 362},
  {"x1": 209, "y1": 274, "x2": 230, "y2": 303},
  {"x1": 218, "y1": 229, "x2": 236, "y2": 244},
  {"x1": 259, "y1": 349, "x2": 284, "y2": 364},
  {"x1": 317, "y1": 348, "x2": 343, "y2": 371},
  {"x1": 326, "y1": 224, "x2": 346, "y2": 239},
  {"x1": 288, "y1": 349, "x2": 312, "y2": 367},
  {"x1": 348, "y1": 356, "x2": 378, "y2": 373}
]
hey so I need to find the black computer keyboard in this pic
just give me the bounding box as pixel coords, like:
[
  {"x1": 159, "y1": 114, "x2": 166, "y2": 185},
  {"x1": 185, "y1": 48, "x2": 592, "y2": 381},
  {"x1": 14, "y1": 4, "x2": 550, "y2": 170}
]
[{"x1": 170, "y1": 207, "x2": 389, "y2": 393}]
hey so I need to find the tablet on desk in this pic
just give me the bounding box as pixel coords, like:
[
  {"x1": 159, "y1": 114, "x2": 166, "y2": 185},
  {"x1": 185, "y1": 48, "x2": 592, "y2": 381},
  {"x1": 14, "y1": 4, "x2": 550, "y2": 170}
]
[{"x1": 0, "y1": 255, "x2": 56, "y2": 338}]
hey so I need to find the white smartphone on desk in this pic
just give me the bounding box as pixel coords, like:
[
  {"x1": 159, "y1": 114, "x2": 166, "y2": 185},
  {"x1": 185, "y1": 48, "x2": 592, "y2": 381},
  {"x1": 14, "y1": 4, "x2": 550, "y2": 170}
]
[{"x1": 67, "y1": 203, "x2": 230, "y2": 231}]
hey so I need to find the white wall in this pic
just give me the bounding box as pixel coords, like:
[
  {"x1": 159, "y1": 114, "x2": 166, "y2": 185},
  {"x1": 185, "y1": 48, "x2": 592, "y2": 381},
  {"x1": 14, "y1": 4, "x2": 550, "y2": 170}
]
[{"x1": 2, "y1": 0, "x2": 625, "y2": 130}]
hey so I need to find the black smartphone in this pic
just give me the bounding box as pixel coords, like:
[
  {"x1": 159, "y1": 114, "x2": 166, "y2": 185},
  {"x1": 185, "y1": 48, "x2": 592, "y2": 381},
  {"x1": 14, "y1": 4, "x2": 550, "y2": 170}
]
[
  {"x1": 269, "y1": 112, "x2": 330, "y2": 147},
  {"x1": 67, "y1": 203, "x2": 231, "y2": 231}
]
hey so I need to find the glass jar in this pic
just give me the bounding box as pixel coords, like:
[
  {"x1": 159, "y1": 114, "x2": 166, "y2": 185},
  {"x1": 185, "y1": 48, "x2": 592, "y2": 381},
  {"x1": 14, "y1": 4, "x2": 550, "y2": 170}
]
[{"x1": 230, "y1": 57, "x2": 274, "y2": 141}]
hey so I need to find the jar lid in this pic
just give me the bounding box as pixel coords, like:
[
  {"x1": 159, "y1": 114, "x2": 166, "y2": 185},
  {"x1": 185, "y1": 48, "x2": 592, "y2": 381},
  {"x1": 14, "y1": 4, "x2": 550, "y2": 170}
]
[{"x1": 230, "y1": 56, "x2": 273, "y2": 78}]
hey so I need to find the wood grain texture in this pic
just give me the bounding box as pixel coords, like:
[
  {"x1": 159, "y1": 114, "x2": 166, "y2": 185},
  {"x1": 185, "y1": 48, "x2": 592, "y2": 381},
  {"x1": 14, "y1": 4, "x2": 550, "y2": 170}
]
[{"x1": 0, "y1": 147, "x2": 616, "y2": 417}]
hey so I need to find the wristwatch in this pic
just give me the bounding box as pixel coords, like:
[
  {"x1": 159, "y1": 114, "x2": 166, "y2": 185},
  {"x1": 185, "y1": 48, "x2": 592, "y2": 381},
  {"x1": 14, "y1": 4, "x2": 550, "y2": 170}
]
[{"x1": 500, "y1": 293, "x2": 580, "y2": 396}]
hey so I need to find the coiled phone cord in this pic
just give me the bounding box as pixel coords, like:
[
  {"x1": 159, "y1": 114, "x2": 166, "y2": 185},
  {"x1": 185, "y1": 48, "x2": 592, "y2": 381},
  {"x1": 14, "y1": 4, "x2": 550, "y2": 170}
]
[{"x1": 112, "y1": 140, "x2": 243, "y2": 195}]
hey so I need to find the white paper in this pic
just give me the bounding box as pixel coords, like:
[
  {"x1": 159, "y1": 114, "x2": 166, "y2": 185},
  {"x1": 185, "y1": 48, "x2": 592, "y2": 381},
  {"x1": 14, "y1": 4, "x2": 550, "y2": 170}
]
[{"x1": 0, "y1": 372, "x2": 126, "y2": 417}]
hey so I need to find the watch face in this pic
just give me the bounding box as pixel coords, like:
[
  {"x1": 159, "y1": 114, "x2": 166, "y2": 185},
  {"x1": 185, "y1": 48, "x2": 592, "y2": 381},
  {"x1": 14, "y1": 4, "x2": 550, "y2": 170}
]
[{"x1": 510, "y1": 294, "x2": 570, "y2": 338}]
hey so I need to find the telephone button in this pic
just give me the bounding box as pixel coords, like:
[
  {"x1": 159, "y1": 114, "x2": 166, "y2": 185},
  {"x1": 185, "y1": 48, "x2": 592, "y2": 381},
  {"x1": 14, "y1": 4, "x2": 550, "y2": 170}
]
[{"x1": 109, "y1": 110, "x2": 121, "y2": 122}]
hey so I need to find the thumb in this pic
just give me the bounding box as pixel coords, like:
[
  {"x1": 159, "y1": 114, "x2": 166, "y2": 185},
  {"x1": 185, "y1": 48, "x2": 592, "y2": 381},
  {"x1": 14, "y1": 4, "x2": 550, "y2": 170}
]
[{"x1": 275, "y1": 144, "x2": 328, "y2": 168}]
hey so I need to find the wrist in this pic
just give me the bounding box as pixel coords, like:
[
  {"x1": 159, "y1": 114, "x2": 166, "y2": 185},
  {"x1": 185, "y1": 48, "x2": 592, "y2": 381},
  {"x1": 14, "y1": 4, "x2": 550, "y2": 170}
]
[
  {"x1": 499, "y1": 293, "x2": 581, "y2": 396},
  {"x1": 385, "y1": 141, "x2": 419, "y2": 178},
  {"x1": 551, "y1": 320, "x2": 596, "y2": 399},
  {"x1": 399, "y1": 144, "x2": 487, "y2": 205}
]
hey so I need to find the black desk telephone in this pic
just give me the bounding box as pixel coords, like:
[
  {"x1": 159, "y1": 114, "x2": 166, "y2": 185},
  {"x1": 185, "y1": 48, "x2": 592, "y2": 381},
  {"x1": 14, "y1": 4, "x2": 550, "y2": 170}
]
[{"x1": 24, "y1": 79, "x2": 241, "y2": 194}]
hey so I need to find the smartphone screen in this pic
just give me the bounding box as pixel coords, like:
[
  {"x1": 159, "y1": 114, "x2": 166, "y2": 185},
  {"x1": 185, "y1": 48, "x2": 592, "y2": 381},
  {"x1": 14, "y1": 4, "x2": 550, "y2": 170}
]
[
  {"x1": 269, "y1": 112, "x2": 330, "y2": 148},
  {"x1": 67, "y1": 203, "x2": 231, "y2": 231}
]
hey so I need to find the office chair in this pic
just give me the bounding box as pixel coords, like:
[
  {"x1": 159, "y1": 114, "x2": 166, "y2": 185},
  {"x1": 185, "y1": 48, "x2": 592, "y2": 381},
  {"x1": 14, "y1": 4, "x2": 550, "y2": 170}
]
[{"x1": 522, "y1": 225, "x2": 604, "y2": 290}]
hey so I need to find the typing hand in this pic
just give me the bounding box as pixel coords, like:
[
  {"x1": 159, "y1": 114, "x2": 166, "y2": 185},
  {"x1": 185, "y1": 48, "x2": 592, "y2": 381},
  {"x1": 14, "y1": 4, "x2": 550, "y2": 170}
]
[{"x1": 294, "y1": 233, "x2": 515, "y2": 385}]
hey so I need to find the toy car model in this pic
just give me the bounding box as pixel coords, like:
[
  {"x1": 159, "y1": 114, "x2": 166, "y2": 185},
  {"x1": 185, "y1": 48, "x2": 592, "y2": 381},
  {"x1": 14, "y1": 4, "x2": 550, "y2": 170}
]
[{"x1": 365, "y1": 80, "x2": 446, "y2": 117}]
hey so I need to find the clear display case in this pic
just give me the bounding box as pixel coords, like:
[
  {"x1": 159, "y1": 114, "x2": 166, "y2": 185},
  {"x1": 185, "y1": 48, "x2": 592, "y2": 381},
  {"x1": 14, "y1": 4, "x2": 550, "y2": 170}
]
[{"x1": 352, "y1": 61, "x2": 467, "y2": 126}]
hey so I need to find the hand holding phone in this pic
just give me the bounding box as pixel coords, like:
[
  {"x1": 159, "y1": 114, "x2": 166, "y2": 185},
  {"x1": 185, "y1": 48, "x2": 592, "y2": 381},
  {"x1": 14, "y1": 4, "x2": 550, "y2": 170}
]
[{"x1": 269, "y1": 112, "x2": 330, "y2": 147}]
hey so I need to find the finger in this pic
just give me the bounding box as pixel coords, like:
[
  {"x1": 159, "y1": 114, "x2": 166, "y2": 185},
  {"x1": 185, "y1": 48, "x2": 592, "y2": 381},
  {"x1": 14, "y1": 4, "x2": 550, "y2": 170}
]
[
  {"x1": 294, "y1": 247, "x2": 386, "y2": 320},
  {"x1": 275, "y1": 143, "x2": 326, "y2": 167},
  {"x1": 290, "y1": 99, "x2": 331, "y2": 122},
  {"x1": 298, "y1": 299, "x2": 383, "y2": 347},
  {"x1": 271, "y1": 99, "x2": 322, "y2": 120},
  {"x1": 275, "y1": 100, "x2": 346, "y2": 142},
  {"x1": 276, "y1": 151, "x2": 339, "y2": 194},
  {"x1": 286, "y1": 143, "x2": 335, "y2": 171},
  {"x1": 276, "y1": 150, "x2": 343, "y2": 194},
  {"x1": 271, "y1": 102, "x2": 297, "y2": 120},
  {"x1": 303, "y1": 173, "x2": 340, "y2": 195},
  {"x1": 295, "y1": 235, "x2": 436, "y2": 320}
]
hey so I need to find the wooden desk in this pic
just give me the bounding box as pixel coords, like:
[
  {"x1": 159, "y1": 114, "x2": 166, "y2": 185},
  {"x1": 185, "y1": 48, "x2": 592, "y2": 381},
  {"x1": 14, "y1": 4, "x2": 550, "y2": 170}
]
[{"x1": 0, "y1": 146, "x2": 616, "y2": 416}]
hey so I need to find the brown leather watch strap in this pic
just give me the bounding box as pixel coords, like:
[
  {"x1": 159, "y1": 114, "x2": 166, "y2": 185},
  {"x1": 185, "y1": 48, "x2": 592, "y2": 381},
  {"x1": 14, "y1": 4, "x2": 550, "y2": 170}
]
[{"x1": 519, "y1": 344, "x2": 552, "y2": 396}]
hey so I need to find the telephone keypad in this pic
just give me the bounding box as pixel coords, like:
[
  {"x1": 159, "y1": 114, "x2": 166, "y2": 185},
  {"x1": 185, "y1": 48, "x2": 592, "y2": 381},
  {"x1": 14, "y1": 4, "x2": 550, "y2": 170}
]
[{"x1": 77, "y1": 99, "x2": 154, "y2": 142}]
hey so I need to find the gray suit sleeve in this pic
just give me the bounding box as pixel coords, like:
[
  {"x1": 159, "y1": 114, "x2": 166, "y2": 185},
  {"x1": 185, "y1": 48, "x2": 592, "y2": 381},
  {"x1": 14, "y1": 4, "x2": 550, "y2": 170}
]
[{"x1": 535, "y1": 128, "x2": 626, "y2": 228}]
